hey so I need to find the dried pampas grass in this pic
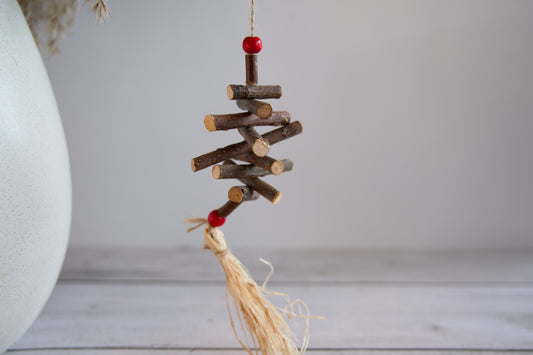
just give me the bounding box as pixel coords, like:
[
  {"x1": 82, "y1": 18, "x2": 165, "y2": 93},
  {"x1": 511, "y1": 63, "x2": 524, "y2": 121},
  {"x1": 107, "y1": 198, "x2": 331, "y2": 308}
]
[{"x1": 17, "y1": 0, "x2": 109, "y2": 55}]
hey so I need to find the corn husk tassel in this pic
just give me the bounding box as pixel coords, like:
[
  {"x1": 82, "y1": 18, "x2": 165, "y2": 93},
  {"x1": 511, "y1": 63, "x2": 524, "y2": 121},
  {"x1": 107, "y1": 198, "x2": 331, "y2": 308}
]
[{"x1": 186, "y1": 218, "x2": 312, "y2": 355}]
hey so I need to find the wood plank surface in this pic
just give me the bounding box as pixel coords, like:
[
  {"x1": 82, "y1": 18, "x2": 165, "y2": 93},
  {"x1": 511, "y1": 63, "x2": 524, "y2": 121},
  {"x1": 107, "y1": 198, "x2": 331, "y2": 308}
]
[
  {"x1": 59, "y1": 247, "x2": 533, "y2": 283},
  {"x1": 7, "y1": 351, "x2": 533, "y2": 355},
  {"x1": 8, "y1": 248, "x2": 533, "y2": 354},
  {"x1": 10, "y1": 283, "x2": 533, "y2": 350}
]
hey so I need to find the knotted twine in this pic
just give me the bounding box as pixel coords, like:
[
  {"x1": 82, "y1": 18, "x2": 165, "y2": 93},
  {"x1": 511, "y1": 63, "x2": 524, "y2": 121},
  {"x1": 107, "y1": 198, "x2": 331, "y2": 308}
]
[{"x1": 186, "y1": 218, "x2": 316, "y2": 355}]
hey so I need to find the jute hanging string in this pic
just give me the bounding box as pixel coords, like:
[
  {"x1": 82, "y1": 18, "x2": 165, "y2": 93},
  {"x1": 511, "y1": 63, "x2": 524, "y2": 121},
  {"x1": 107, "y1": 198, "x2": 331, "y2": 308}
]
[{"x1": 187, "y1": 1, "x2": 319, "y2": 353}]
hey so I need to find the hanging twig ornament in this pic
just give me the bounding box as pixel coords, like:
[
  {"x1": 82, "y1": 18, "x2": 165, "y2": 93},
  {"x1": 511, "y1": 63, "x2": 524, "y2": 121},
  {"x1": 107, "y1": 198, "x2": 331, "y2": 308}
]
[{"x1": 187, "y1": 1, "x2": 318, "y2": 353}]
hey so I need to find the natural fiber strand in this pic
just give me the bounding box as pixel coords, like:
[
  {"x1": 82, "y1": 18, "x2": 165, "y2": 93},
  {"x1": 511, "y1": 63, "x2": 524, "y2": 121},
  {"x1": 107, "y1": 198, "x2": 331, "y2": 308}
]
[
  {"x1": 186, "y1": 218, "x2": 317, "y2": 355},
  {"x1": 250, "y1": 0, "x2": 255, "y2": 36}
]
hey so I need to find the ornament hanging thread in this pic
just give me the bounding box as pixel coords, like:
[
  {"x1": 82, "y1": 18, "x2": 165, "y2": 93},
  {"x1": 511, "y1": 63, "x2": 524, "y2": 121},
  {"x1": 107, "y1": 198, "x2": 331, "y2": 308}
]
[{"x1": 186, "y1": 1, "x2": 319, "y2": 353}]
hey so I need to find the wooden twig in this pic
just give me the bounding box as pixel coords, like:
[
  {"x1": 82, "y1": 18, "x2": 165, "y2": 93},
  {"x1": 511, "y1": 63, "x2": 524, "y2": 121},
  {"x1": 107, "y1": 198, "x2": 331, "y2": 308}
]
[
  {"x1": 227, "y1": 85, "x2": 282, "y2": 100},
  {"x1": 204, "y1": 111, "x2": 290, "y2": 132},
  {"x1": 238, "y1": 127, "x2": 270, "y2": 157},
  {"x1": 262, "y1": 120, "x2": 303, "y2": 145},
  {"x1": 228, "y1": 186, "x2": 260, "y2": 203},
  {"x1": 191, "y1": 121, "x2": 303, "y2": 171},
  {"x1": 239, "y1": 176, "x2": 282, "y2": 204},
  {"x1": 212, "y1": 159, "x2": 293, "y2": 180},
  {"x1": 217, "y1": 200, "x2": 241, "y2": 218},
  {"x1": 237, "y1": 99, "x2": 272, "y2": 119},
  {"x1": 246, "y1": 54, "x2": 258, "y2": 85},
  {"x1": 235, "y1": 153, "x2": 284, "y2": 176},
  {"x1": 224, "y1": 160, "x2": 282, "y2": 204},
  {"x1": 192, "y1": 141, "x2": 249, "y2": 172}
]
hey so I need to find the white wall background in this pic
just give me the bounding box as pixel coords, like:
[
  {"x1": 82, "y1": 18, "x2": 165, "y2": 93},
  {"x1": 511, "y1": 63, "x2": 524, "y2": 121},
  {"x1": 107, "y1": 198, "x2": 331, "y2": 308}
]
[{"x1": 43, "y1": 0, "x2": 533, "y2": 250}]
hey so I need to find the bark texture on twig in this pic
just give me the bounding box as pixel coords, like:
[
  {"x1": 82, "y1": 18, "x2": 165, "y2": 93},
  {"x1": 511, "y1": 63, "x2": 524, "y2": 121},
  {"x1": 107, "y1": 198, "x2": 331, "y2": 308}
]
[
  {"x1": 239, "y1": 177, "x2": 282, "y2": 204},
  {"x1": 223, "y1": 160, "x2": 282, "y2": 204},
  {"x1": 262, "y1": 121, "x2": 303, "y2": 145},
  {"x1": 191, "y1": 121, "x2": 303, "y2": 171},
  {"x1": 238, "y1": 127, "x2": 270, "y2": 157},
  {"x1": 235, "y1": 153, "x2": 284, "y2": 176},
  {"x1": 228, "y1": 186, "x2": 260, "y2": 203},
  {"x1": 237, "y1": 99, "x2": 272, "y2": 119},
  {"x1": 212, "y1": 159, "x2": 293, "y2": 180},
  {"x1": 245, "y1": 54, "x2": 258, "y2": 85},
  {"x1": 204, "y1": 111, "x2": 290, "y2": 132},
  {"x1": 218, "y1": 200, "x2": 241, "y2": 218},
  {"x1": 227, "y1": 85, "x2": 282, "y2": 100}
]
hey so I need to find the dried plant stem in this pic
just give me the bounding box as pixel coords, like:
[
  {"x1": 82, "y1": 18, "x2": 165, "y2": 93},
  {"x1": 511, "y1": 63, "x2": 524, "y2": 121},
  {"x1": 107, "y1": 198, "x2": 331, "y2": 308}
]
[
  {"x1": 17, "y1": 0, "x2": 110, "y2": 54},
  {"x1": 86, "y1": 0, "x2": 109, "y2": 21}
]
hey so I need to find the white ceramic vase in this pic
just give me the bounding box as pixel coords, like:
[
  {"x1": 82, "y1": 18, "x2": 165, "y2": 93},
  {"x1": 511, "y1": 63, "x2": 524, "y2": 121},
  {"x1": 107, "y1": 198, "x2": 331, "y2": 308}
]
[{"x1": 0, "y1": 0, "x2": 72, "y2": 352}]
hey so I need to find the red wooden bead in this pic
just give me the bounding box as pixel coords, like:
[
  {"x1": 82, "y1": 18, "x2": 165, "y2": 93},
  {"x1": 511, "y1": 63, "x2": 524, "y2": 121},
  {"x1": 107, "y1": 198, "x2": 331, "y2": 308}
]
[
  {"x1": 208, "y1": 210, "x2": 226, "y2": 227},
  {"x1": 243, "y1": 36, "x2": 262, "y2": 54}
]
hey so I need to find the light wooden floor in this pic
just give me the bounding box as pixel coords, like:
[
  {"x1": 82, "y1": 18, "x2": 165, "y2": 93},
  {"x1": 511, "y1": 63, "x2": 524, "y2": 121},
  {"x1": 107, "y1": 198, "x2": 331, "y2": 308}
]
[{"x1": 8, "y1": 247, "x2": 533, "y2": 354}]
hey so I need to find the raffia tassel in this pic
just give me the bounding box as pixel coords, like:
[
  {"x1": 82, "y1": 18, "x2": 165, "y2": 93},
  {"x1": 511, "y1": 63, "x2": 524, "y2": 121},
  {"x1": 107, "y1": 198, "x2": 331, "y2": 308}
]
[{"x1": 185, "y1": 218, "x2": 315, "y2": 355}]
